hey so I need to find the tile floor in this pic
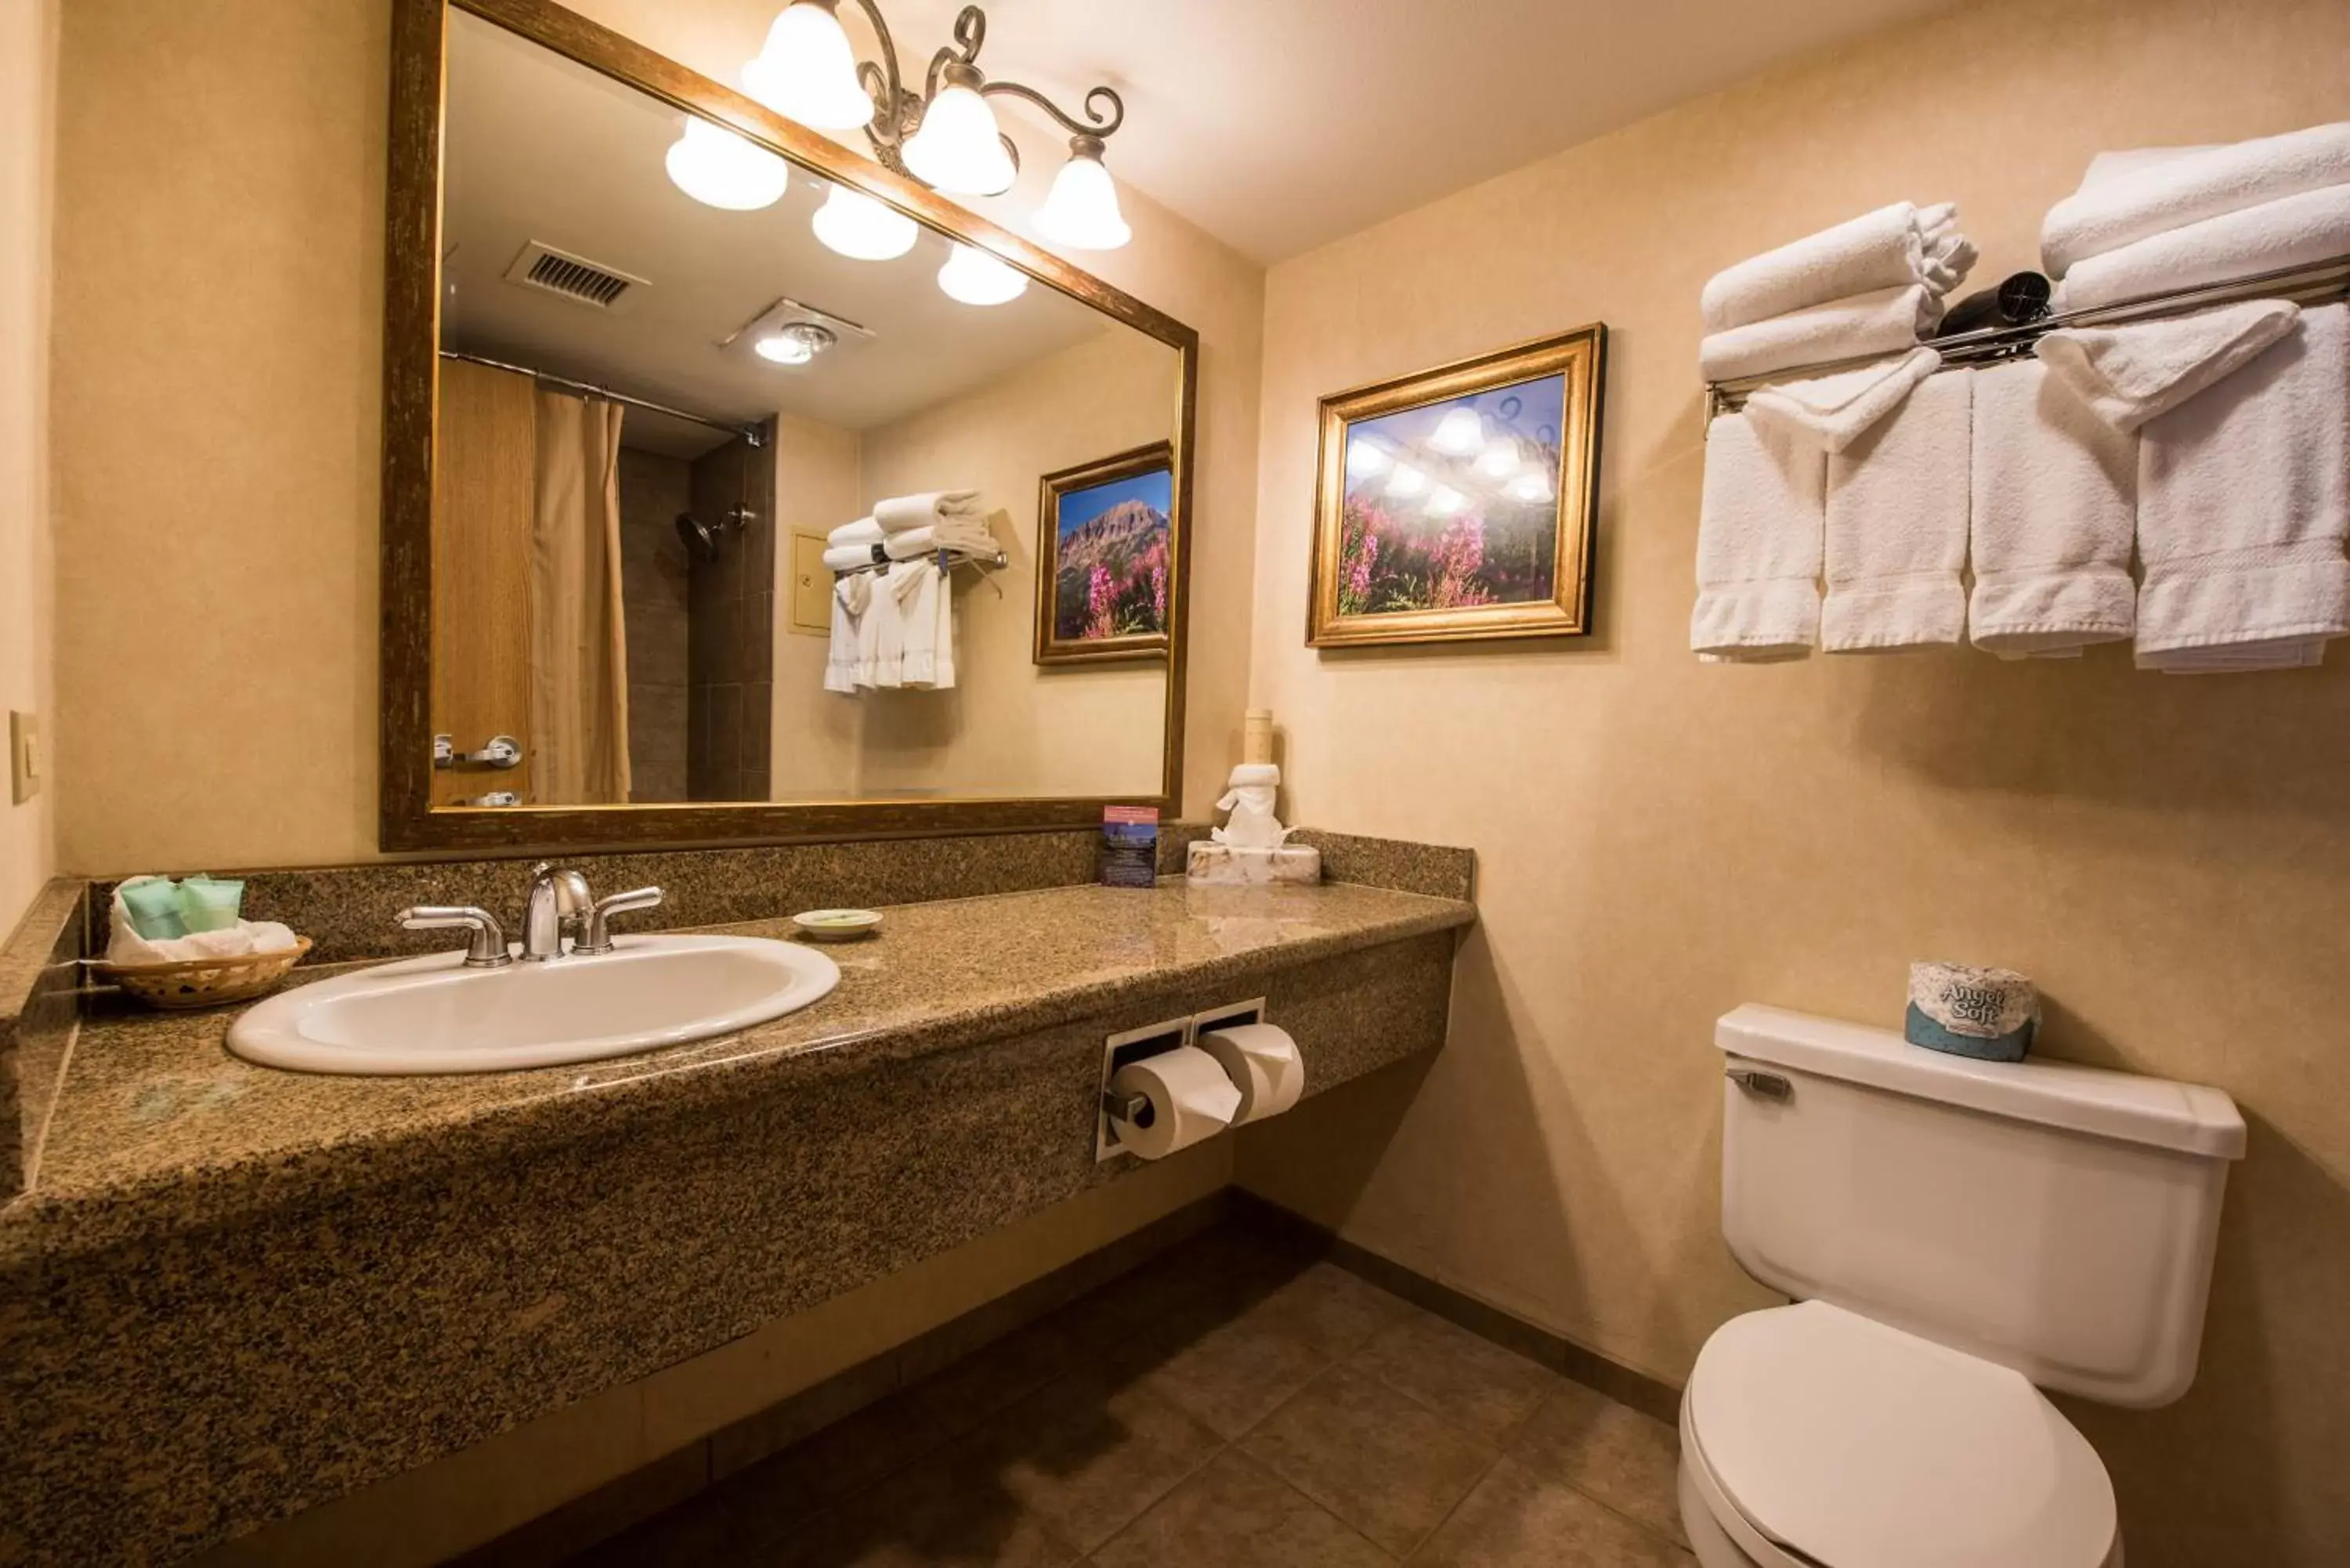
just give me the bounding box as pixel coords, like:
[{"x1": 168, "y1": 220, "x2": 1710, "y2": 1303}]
[{"x1": 564, "y1": 1223, "x2": 1694, "y2": 1566}]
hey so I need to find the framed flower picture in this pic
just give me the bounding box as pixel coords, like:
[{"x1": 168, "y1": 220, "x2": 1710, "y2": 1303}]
[
  {"x1": 1307, "y1": 325, "x2": 1606, "y2": 647},
  {"x1": 1035, "y1": 440, "x2": 1176, "y2": 665}
]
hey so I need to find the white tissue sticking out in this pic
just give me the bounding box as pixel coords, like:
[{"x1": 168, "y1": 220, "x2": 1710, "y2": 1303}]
[
  {"x1": 1196, "y1": 1023, "x2": 1304, "y2": 1125},
  {"x1": 1109, "y1": 1046, "x2": 1242, "y2": 1160}
]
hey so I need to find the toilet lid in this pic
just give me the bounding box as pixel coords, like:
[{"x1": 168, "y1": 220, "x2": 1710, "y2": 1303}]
[{"x1": 1687, "y1": 1301, "x2": 2117, "y2": 1568}]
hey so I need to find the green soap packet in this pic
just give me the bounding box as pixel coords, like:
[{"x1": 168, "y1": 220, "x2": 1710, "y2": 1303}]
[
  {"x1": 121, "y1": 879, "x2": 188, "y2": 941},
  {"x1": 178, "y1": 877, "x2": 247, "y2": 934}
]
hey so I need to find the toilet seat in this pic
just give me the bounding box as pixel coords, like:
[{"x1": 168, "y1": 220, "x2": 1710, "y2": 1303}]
[{"x1": 1683, "y1": 1301, "x2": 2120, "y2": 1568}]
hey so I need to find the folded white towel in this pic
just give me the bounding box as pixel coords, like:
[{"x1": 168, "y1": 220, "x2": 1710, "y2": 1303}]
[
  {"x1": 1702, "y1": 201, "x2": 1976, "y2": 333},
  {"x1": 827, "y1": 515, "x2": 882, "y2": 548},
  {"x1": 890, "y1": 559, "x2": 957, "y2": 689},
  {"x1": 1823, "y1": 368, "x2": 1972, "y2": 652},
  {"x1": 2042, "y1": 121, "x2": 2350, "y2": 277},
  {"x1": 823, "y1": 574, "x2": 868, "y2": 695},
  {"x1": 2054, "y1": 183, "x2": 2350, "y2": 311},
  {"x1": 882, "y1": 520, "x2": 999, "y2": 562},
  {"x1": 873, "y1": 490, "x2": 981, "y2": 533},
  {"x1": 1699, "y1": 285, "x2": 1943, "y2": 382},
  {"x1": 2142, "y1": 637, "x2": 2327, "y2": 674},
  {"x1": 1691, "y1": 413, "x2": 1826, "y2": 660},
  {"x1": 822, "y1": 542, "x2": 882, "y2": 573},
  {"x1": 1742, "y1": 347, "x2": 1942, "y2": 453},
  {"x1": 1967, "y1": 359, "x2": 2137, "y2": 656},
  {"x1": 2135, "y1": 303, "x2": 2350, "y2": 668},
  {"x1": 2037, "y1": 299, "x2": 2302, "y2": 431}
]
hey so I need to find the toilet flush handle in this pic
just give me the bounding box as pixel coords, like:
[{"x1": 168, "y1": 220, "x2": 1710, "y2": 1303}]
[{"x1": 1726, "y1": 1067, "x2": 1793, "y2": 1102}]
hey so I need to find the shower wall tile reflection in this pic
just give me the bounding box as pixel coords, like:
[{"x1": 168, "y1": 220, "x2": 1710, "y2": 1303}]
[
  {"x1": 687, "y1": 428, "x2": 776, "y2": 804},
  {"x1": 618, "y1": 447, "x2": 692, "y2": 804}
]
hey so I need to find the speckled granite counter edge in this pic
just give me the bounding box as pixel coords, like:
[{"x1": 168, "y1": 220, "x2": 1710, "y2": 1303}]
[{"x1": 0, "y1": 882, "x2": 85, "y2": 1202}]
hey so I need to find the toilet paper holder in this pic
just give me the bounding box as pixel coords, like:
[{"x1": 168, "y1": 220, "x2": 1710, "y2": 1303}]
[{"x1": 1096, "y1": 997, "x2": 1267, "y2": 1161}]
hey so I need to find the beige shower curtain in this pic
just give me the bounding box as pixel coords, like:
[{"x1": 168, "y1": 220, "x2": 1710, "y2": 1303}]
[{"x1": 527, "y1": 388, "x2": 632, "y2": 804}]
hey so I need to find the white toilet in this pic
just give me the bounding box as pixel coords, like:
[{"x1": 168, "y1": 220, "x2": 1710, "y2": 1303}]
[{"x1": 1679, "y1": 1005, "x2": 2246, "y2": 1568}]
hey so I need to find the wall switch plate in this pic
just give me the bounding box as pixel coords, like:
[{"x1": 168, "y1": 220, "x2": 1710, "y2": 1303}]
[{"x1": 9, "y1": 711, "x2": 38, "y2": 804}]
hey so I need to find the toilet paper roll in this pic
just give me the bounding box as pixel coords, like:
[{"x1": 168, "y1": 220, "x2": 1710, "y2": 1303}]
[
  {"x1": 1197, "y1": 1023, "x2": 1305, "y2": 1125},
  {"x1": 1110, "y1": 1046, "x2": 1243, "y2": 1159}
]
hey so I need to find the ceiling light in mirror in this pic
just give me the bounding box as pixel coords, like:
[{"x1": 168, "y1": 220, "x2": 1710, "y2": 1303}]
[
  {"x1": 812, "y1": 182, "x2": 919, "y2": 260},
  {"x1": 742, "y1": 2, "x2": 875, "y2": 130},
  {"x1": 1385, "y1": 464, "x2": 1429, "y2": 499},
  {"x1": 1345, "y1": 439, "x2": 1390, "y2": 479},
  {"x1": 1474, "y1": 438, "x2": 1519, "y2": 477},
  {"x1": 1426, "y1": 486, "x2": 1466, "y2": 517},
  {"x1": 1034, "y1": 136, "x2": 1130, "y2": 250},
  {"x1": 664, "y1": 117, "x2": 792, "y2": 210},
  {"x1": 1506, "y1": 471, "x2": 1555, "y2": 502},
  {"x1": 937, "y1": 242, "x2": 1027, "y2": 305},
  {"x1": 902, "y1": 65, "x2": 1016, "y2": 196},
  {"x1": 755, "y1": 321, "x2": 837, "y2": 364},
  {"x1": 1428, "y1": 407, "x2": 1485, "y2": 455}
]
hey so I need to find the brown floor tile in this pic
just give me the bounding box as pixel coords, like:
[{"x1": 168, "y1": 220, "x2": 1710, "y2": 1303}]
[
  {"x1": 718, "y1": 1393, "x2": 952, "y2": 1547},
  {"x1": 1138, "y1": 1305, "x2": 1336, "y2": 1439},
  {"x1": 761, "y1": 1449, "x2": 1080, "y2": 1568},
  {"x1": 1239, "y1": 1365, "x2": 1497, "y2": 1557},
  {"x1": 1507, "y1": 1382, "x2": 1687, "y2": 1545},
  {"x1": 1353, "y1": 1306, "x2": 1560, "y2": 1446},
  {"x1": 962, "y1": 1370, "x2": 1226, "y2": 1553},
  {"x1": 1229, "y1": 1262, "x2": 1411, "y2": 1359},
  {"x1": 562, "y1": 1494, "x2": 742, "y2": 1568},
  {"x1": 1090, "y1": 1449, "x2": 1396, "y2": 1568},
  {"x1": 1410, "y1": 1457, "x2": 1694, "y2": 1567},
  {"x1": 908, "y1": 1316, "x2": 1080, "y2": 1439}
]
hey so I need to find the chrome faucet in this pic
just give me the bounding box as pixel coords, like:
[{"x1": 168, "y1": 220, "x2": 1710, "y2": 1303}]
[
  {"x1": 397, "y1": 865, "x2": 664, "y2": 966},
  {"x1": 520, "y1": 863, "x2": 592, "y2": 963},
  {"x1": 397, "y1": 905, "x2": 510, "y2": 968},
  {"x1": 574, "y1": 886, "x2": 664, "y2": 955}
]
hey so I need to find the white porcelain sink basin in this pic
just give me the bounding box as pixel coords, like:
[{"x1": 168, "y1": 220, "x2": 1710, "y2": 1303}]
[{"x1": 227, "y1": 934, "x2": 841, "y2": 1075}]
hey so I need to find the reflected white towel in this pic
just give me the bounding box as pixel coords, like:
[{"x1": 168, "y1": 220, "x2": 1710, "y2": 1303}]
[
  {"x1": 824, "y1": 573, "x2": 869, "y2": 695},
  {"x1": 1691, "y1": 413, "x2": 1826, "y2": 660},
  {"x1": 2135, "y1": 304, "x2": 2350, "y2": 670},
  {"x1": 2055, "y1": 183, "x2": 2350, "y2": 311},
  {"x1": 822, "y1": 542, "x2": 883, "y2": 573},
  {"x1": 1823, "y1": 368, "x2": 1972, "y2": 652},
  {"x1": 883, "y1": 521, "x2": 999, "y2": 562},
  {"x1": 2042, "y1": 121, "x2": 2350, "y2": 276},
  {"x1": 1699, "y1": 285, "x2": 1943, "y2": 382},
  {"x1": 873, "y1": 490, "x2": 981, "y2": 533},
  {"x1": 865, "y1": 562, "x2": 913, "y2": 687},
  {"x1": 891, "y1": 560, "x2": 957, "y2": 689},
  {"x1": 827, "y1": 515, "x2": 882, "y2": 548},
  {"x1": 1968, "y1": 359, "x2": 2136, "y2": 656},
  {"x1": 1743, "y1": 347, "x2": 1941, "y2": 453},
  {"x1": 2037, "y1": 299, "x2": 2302, "y2": 432},
  {"x1": 1703, "y1": 201, "x2": 1974, "y2": 333}
]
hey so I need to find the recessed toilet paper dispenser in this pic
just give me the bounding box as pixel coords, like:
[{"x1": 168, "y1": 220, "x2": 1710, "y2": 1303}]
[{"x1": 1096, "y1": 1001, "x2": 1305, "y2": 1162}]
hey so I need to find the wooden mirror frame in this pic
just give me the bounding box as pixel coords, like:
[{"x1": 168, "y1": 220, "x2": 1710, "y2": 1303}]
[{"x1": 381, "y1": 0, "x2": 1198, "y2": 853}]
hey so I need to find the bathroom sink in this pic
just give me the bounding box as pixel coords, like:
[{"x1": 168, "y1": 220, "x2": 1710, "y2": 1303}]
[{"x1": 226, "y1": 934, "x2": 841, "y2": 1075}]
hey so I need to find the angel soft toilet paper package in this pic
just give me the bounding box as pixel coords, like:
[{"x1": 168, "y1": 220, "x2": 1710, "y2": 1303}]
[{"x1": 1905, "y1": 961, "x2": 2039, "y2": 1062}]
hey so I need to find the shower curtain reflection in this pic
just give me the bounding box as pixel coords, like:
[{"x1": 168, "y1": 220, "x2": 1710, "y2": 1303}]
[{"x1": 528, "y1": 388, "x2": 632, "y2": 805}]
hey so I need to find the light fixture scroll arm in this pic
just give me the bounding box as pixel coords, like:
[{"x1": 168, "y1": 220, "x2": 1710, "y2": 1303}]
[
  {"x1": 840, "y1": 0, "x2": 907, "y2": 146},
  {"x1": 975, "y1": 80, "x2": 1126, "y2": 142}
]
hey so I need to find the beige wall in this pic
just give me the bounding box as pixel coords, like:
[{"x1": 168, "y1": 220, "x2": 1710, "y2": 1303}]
[
  {"x1": 0, "y1": 0, "x2": 58, "y2": 935},
  {"x1": 47, "y1": 0, "x2": 1260, "y2": 876},
  {"x1": 1233, "y1": 0, "x2": 2350, "y2": 1562},
  {"x1": 768, "y1": 410, "x2": 868, "y2": 800}
]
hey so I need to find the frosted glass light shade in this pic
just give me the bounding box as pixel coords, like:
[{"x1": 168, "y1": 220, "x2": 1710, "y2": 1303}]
[
  {"x1": 937, "y1": 243, "x2": 1028, "y2": 305},
  {"x1": 1034, "y1": 146, "x2": 1131, "y2": 249},
  {"x1": 1426, "y1": 486, "x2": 1466, "y2": 517},
  {"x1": 1345, "y1": 439, "x2": 1390, "y2": 479},
  {"x1": 1474, "y1": 438, "x2": 1520, "y2": 477},
  {"x1": 903, "y1": 83, "x2": 1016, "y2": 195},
  {"x1": 742, "y1": 2, "x2": 874, "y2": 130},
  {"x1": 1506, "y1": 470, "x2": 1554, "y2": 502},
  {"x1": 812, "y1": 182, "x2": 918, "y2": 260},
  {"x1": 1384, "y1": 464, "x2": 1428, "y2": 499},
  {"x1": 1429, "y1": 407, "x2": 1484, "y2": 454},
  {"x1": 665, "y1": 117, "x2": 792, "y2": 210}
]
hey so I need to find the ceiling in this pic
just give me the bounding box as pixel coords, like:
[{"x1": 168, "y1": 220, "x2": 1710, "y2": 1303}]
[{"x1": 837, "y1": 0, "x2": 1964, "y2": 263}]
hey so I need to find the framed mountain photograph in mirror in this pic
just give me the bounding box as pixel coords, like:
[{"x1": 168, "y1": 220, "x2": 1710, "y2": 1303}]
[
  {"x1": 1307, "y1": 324, "x2": 1606, "y2": 648},
  {"x1": 1036, "y1": 440, "x2": 1177, "y2": 664}
]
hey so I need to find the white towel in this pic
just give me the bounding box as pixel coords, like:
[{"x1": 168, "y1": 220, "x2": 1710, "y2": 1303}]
[
  {"x1": 890, "y1": 560, "x2": 957, "y2": 689},
  {"x1": 1967, "y1": 359, "x2": 2137, "y2": 657},
  {"x1": 2135, "y1": 303, "x2": 2350, "y2": 670},
  {"x1": 823, "y1": 574, "x2": 869, "y2": 695},
  {"x1": 1699, "y1": 285, "x2": 1943, "y2": 382},
  {"x1": 873, "y1": 490, "x2": 981, "y2": 533},
  {"x1": 822, "y1": 542, "x2": 883, "y2": 573},
  {"x1": 2054, "y1": 183, "x2": 2350, "y2": 311},
  {"x1": 2037, "y1": 299, "x2": 2302, "y2": 432},
  {"x1": 2042, "y1": 121, "x2": 2350, "y2": 277},
  {"x1": 882, "y1": 520, "x2": 999, "y2": 562},
  {"x1": 865, "y1": 561, "x2": 920, "y2": 687},
  {"x1": 1742, "y1": 347, "x2": 1942, "y2": 453},
  {"x1": 1823, "y1": 368, "x2": 1972, "y2": 652},
  {"x1": 1702, "y1": 201, "x2": 1975, "y2": 333},
  {"x1": 1691, "y1": 413, "x2": 1826, "y2": 660},
  {"x1": 827, "y1": 515, "x2": 882, "y2": 548}
]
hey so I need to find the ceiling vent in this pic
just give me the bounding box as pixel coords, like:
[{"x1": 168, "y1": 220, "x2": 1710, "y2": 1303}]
[{"x1": 502, "y1": 241, "x2": 648, "y2": 312}]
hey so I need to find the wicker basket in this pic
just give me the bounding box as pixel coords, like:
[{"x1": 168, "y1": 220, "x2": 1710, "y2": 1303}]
[{"x1": 94, "y1": 938, "x2": 314, "y2": 1010}]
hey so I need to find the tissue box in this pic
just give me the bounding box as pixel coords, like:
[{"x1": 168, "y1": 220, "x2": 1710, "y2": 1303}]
[{"x1": 1185, "y1": 842, "x2": 1321, "y2": 886}]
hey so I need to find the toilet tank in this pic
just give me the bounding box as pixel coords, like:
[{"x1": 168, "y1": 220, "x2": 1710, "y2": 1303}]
[{"x1": 1716, "y1": 1004, "x2": 2245, "y2": 1408}]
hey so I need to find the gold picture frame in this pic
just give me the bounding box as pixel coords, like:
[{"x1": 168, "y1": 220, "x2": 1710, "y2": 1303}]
[
  {"x1": 1307, "y1": 324, "x2": 1606, "y2": 648},
  {"x1": 1034, "y1": 440, "x2": 1177, "y2": 666}
]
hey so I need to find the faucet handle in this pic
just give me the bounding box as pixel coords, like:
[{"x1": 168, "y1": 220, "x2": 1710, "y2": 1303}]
[
  {"x1": 399, "y1": 905, "x2": 512, "y2": 969},
  {"x1": 575, "y1": 887, "x2": 663, "y2": 956}
]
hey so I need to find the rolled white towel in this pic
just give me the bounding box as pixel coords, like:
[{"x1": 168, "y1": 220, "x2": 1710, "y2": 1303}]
[
  {"x1": 1690, "y1": 412, "x2": 1826, "y2": 661},
  {"x1": 2135, "y1": 303, "x2": 2350, "y2": 670},
  {"x1": 1702, "y1": 202, "x2": 1974, "y2": 334},
  {"x1": 822, "y1": 542, "x2": 883, "y2": 573},
  {"x1": 2041, "y1": 121, "x2": 2350, "y2": 277},
  {"x1": 2054, "y1": 182, "x2": 2350, "y2": 311},
  {"x1": 827, "y1": 515, "x2": 882, "y2": 548},
  {"x1": 1967, "y1": 359, "x2": 2136, "y2": 658},
  {"x1": 1741, "y1": 347, "x2": 1941, "y2": 454},
  {"x1": 882, "y1": 521, "x2": 999, "y2": 562},
  {"x1": 1699, "y1": 285, "x2": 1943, "y2": 382},
  {"x1": 2037, "y1": 298, "x2": 2302, "y2": 432},
  {"x1": 873, "y1": 490, "x2": 980, "y2": 533},
  {"x1": 1823, "y1": 367, "x2": 1972, "y2": 652}
]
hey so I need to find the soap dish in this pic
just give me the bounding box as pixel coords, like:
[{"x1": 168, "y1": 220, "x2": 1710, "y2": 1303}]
[
  {"x1": 791, "y1": 909, "x2": 882, "y2": 942},
  {"x1": 94, "y1": 938, "x2": 314, "y2": 1011}
]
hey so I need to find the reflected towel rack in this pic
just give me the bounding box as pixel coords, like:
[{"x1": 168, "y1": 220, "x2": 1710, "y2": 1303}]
[
  {"x1": 833, "y1": 545, "x2": 1010, "y2": 597},
  {"x1": 1705, "y1": 252, "x2": 2350, "y2": 418},
  {"x1": 437, "y1": 349, "x2": 767, "y2": 448}
]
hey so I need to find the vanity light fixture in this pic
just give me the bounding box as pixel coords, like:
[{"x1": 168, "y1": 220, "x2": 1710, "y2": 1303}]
[
  {"x1": 1344, "y1": 439, "x2": 1391, "y2": 479},
  {"x1": 1384, "y1": 464, "x2": 1429, "y2": 499},
  {"x1": 664, "y1": 116, "x2": 794, "y2": 210},
  {"x1": 1506, "y1": 470, "x2": 1554, "y2": 503},
  {"x1": 755, "y1": 320, "x2": 837, "y2": 364},
  {"x1": 937, "y1": 241, "x2": 1027, "y2": 305},
  {"x1": 1426, "y1": 486, "x2": 1467, "y2": 518},
  {"x1": 746, "y1": 2, "x2": 1133, "y2": 244},
  {"x1": 812, "y1": 182, "x2": 919, "y2": 259},
  {"x1": 1474, "y1": 438, "x2": 1520, "y2": 478},
  {"x1": 1428, "y1": 407, "x2": 1485, "y2": 456}
]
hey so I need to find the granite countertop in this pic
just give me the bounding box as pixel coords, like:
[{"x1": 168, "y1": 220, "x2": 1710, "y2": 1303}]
[{"x1": 9, "y1": 878, "x2": 1473, "y2": 1255}]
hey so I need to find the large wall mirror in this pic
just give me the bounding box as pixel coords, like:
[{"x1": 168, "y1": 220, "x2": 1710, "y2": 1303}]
[{"x1": 381, "y1": 0, "x2": 1196, "y2": 851}]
